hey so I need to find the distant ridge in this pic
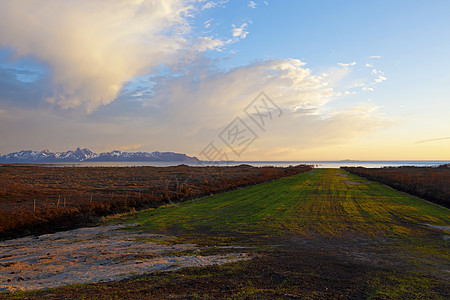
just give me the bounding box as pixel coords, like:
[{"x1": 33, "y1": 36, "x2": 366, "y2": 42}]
[{"x1": 0, "y1": 148, "x2": 199, "y2": 163}]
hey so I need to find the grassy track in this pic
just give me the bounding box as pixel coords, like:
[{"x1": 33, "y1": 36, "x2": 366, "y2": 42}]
[{"x1": 122, "y1": 169, "x2": 449, "y2": 243}]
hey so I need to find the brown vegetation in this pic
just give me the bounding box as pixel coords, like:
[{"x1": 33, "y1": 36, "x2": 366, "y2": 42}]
[
  {"x1": 0, "y1": 164, "x2": 311, "y2": 240},
  {"x1": 342, "y1": 165, "x2": 450, "y2": 208}
]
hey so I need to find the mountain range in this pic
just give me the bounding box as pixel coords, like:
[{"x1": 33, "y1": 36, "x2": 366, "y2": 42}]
[{"x1": 0, "y1": 148, "x2": 199, "y2": 163}]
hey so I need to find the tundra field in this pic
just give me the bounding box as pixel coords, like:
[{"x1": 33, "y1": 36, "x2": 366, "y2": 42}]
[{"x1": 1, "y1": 168, "x2": 449, "y2": 299}]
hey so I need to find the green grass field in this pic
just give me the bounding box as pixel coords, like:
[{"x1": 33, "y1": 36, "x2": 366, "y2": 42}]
[{"x1": 120, "y1": 168, "x2": 449, "y2": 242}]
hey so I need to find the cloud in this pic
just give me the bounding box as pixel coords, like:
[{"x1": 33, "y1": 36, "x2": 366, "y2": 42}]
[
  {"x1": 201, "y1": 0, "x2": 229, "y2": 10},
  {"x1": 116, "y1": 144, "x2": 144, "y2": 151},
  {"x1": 276, "y1": 103, "x2": 385, "y2": 146},
  {"x1": 362, "y1": 87, "x2": 374, "y2": 92},
  {"x1": 369, "y1": 55, "x2": 381, "y2": 59},
  {"x1": 204, "y1": 18, "x2": 214, "y2": 29},
  {"x1": 0, "y1": 57, "x2": 388, "y2": 158},
  {"x1": 349, "y1": 83, "x2": 365, "y2": 88},
  {"x1": 332, "y1": 58, "x2": 388, "y2": 96},
  {"x1": 0, "y1": 106, "x2": 149, "y2": 153},
  {"x1": 415, "y1": 137, "x2": 450, "y2": 144},
  {"x1": 248, "y1": 1, "x2": 257, "y2": 8},
  {"x1": 193, "y1": 36, "x2": 231, "y2": 52},
  {"x1": 0, "y1": 66, "x2": 49, "y2": 107},
  {"x1": 0, "y1": 0, "x2": 204, "y2": 113},
  {"x1": 232, "y1": 23, "x2": 249, "y2": 39},
  {"x1": 137, "y1": 59, "x2": 385, "y2": 156},
  {"x1": 337, "y1": 62, "x2": 356, "y2": 67},
  {"x1": 374, "y1": 75, "x2": 387, "y2": 83},
  {"x1": 145, "y1": 58, "x2": 334, "y2": 125}
]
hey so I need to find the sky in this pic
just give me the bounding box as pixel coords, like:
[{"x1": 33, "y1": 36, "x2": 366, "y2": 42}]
[{"x1": 0, "y1": 0, "x2": 449, "y2": 160}]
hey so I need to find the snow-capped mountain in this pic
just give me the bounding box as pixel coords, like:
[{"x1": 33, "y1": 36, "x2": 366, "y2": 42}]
[{"x1": 0, "y1": 148, "x2": 199, "y2": 163}]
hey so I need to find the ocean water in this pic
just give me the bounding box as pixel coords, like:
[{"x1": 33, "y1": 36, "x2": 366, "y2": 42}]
[{"x1": 42, "y1": 160, "x2": 450, "y2": 168}]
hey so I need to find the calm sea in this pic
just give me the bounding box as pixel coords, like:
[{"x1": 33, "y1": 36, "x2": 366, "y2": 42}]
[{"x1": 42, "y1": 160, "x2": 450, "y2": 168}]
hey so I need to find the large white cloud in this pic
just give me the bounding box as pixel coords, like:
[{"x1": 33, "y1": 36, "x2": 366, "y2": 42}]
[
  {"x1": 103, "y1": 58, "x2": 385, "y2": 158},
  {"x1": 145, "y1": 59, "x2": 334, "y2": 129},
  {"x1": 0, "y1": 58, "x2": 388, "y2": 158},
  {"x1": 0, "y1": 0, "x2": 198, "y2": 112}
]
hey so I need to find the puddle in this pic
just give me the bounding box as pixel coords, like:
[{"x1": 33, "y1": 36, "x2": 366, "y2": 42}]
[
  {"x1": 335, "y1": 173, "x2": 349, "y2": 177},
  {"x1": 343, "y1": 181, "x2": 370, "y2": 185},
  {"x1": 343, "y1": 180, "x2": 361, "y2": 185}
]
